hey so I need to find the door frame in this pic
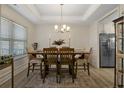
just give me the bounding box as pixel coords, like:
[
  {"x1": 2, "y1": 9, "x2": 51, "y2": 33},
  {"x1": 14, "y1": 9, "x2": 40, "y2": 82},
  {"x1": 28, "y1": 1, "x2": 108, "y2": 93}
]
[{"x1": 98, "y1": 8, "x2": 118, "y2": 68}]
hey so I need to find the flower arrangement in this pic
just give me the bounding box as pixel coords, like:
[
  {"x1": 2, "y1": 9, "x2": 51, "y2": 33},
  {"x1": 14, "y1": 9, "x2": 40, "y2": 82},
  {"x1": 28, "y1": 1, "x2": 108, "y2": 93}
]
[
  {"x1": 32, "y1": 42, "x2": 38, "y2": 50},
  {"x1": 52, "y1": 39, "x2": 65, "y2": 46}
]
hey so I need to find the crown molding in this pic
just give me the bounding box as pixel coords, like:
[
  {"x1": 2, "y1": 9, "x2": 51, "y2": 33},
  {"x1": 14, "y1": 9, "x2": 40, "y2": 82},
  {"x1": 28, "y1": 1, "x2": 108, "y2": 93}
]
[{"x1": 82, "y1": 4, "x2": 101, "y2": 21}]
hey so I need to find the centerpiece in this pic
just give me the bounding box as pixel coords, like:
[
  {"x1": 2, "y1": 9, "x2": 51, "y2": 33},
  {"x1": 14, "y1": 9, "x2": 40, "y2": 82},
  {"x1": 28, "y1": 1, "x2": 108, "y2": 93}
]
[{"x1": 52, "y1": 39, "x2": 65, "y2": 48}]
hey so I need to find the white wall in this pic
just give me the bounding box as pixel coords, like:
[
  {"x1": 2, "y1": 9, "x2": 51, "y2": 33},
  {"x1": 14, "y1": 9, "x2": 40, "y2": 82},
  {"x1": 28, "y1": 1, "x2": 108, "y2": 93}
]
[
  {"x1": 0, "y1": 5, "x2": 35, "y2": 85},
  {"x1": 35, "y1": 24, "x2": 90, "y2": 49},
  {"x1": 89, "y1": 22, "x2": 99, "y2": 68}
]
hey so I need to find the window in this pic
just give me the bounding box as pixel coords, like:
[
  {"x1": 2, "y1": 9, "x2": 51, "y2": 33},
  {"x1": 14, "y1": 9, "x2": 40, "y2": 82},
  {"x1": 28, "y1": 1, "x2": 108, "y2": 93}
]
[
  {"x1": 0, "y1": 17, "x2": 27, "y2": 56},
  {"x1": 0, "y1": 41, "x2": 10, "y2": 55},
  {"x1": 13, "y1": 23, "x2": 27, "y2": 56}
]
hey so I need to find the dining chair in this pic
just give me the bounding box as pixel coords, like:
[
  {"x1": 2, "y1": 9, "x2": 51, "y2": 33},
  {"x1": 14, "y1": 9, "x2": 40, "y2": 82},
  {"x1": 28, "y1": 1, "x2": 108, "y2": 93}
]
[
  {"x1": 59, "y1": 48, "x2": 75, "y2": 83},
  {"x1": 76, "y1": 48, "x2": 92, "y2": 75},
  {"x1": 43, "y1": 48, "x2": 58, "y2": 83},
  {"x1": 27, "y1": 53, "x2": 43, "y2": 78}
]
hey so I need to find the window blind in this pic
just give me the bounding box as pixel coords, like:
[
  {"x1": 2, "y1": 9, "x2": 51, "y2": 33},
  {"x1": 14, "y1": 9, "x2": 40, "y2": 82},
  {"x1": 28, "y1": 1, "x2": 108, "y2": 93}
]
[
  {"x1": 13, "y1": 23, "x2": 26, "y2": 40},
  {"x1": 0, "y1": 17, "x2": 27, "y2": 56}
]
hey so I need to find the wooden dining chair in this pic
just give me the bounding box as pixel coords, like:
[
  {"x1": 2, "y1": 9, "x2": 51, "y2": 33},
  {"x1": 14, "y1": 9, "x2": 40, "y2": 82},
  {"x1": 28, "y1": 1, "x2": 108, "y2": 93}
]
[
  {"x1": 76, "y1": 48, "x2": 92, "y2": 76},
  {"x1": 43, "y1": 48, "x2": 58, "y2": 83},
  {"x1": 59, "y1": 48, "x2": 75, "y2": 83},
  {"x1": 27, "y1": 54, "x2": 43, "y2": 78},
  {"x1": 27, "y1": 45, "x2": 44, "y2": 79}
]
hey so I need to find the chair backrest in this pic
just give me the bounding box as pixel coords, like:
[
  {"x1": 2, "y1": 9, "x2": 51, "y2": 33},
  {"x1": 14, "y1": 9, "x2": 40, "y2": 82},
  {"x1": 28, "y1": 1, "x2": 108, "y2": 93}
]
[
  {"x1": 43, "y1": 48, "x2": 58, "y2": 53},
  {"x1": 59, "y1": 48, "x2": 74, "y2": 63},
  {"x1": 84, "y1": 48, "x2": 93, "y2": 62},
  {"x1": 89, "y1": 48, "x2": 93, "y2": 62},
  {"x1": 43, "y1": 48, "x2": 58, "y2": 62},
  {"x1": 28, "y1": 54, "x2": 36, "y2": 61},
  {"x1": 27, "y1": 47, "x2": 34, "y2": 52},
  {"x1": 89, "y1": 48, "x2": 92, "y2": 54}
]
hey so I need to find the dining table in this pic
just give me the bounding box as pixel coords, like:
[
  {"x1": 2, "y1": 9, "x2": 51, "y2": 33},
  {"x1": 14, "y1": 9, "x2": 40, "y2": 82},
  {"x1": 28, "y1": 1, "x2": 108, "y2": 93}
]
[
  {"x1": 28, "y1": 49, "x2": 90, "y2": 78},
  {"x1": 28, "y1": 49, "x2": 90, "y2": 56}
]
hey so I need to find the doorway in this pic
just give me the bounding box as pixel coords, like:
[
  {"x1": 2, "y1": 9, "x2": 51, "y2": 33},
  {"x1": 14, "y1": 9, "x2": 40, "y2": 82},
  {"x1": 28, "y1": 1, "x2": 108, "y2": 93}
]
[{"x1": 98, "y1": 9, "x2": 118, "y2": 68}]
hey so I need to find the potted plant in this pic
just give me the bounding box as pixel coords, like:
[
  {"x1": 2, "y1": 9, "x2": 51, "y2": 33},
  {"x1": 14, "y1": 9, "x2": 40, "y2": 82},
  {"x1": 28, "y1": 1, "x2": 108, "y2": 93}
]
[{"x1": 52, "y1": 39, "x2": 65, "y2": 48}]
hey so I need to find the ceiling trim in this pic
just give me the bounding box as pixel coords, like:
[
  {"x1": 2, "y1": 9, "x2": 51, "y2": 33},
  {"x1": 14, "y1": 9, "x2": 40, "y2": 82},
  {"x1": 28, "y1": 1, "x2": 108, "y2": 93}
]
[
  {"x1": 82, "y1": 4, "x2": 101, "y2": 21},
  {"x1": 98, "y1": 7, "x2": 118, "y2": 23},
  {"x1": 25, "y1": 5, "x2": 41, "y2": 19}
]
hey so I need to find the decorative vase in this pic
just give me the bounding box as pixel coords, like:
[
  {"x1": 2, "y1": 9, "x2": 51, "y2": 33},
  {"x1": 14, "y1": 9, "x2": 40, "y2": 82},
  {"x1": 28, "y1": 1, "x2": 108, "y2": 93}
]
[{"x1": 32, "y1": 43, "x2": 38, "y2": 50}]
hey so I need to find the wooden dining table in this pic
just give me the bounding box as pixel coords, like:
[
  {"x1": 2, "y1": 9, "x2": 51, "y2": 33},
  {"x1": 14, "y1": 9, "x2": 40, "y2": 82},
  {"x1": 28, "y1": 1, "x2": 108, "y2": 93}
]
[
  {"x1": 28, "y1": 49, "x2": 90, "y2": 78},
  {"x1": 28, "y1": 49, "x2": 90, "y2": 56},
  {"x1": 28, "y1": 49, "x2": 90, "y2": 63}
]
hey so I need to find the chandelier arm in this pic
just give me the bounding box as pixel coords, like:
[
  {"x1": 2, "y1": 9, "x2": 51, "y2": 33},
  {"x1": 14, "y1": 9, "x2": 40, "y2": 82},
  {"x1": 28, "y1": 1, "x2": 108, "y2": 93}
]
[{"x1": 61, "y1": 4, "x2": 63, "y2": 27}]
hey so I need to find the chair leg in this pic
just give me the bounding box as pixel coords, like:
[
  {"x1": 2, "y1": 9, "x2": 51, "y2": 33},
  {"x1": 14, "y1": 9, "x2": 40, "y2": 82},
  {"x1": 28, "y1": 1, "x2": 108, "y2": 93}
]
[
  {"x1": 69, "y1": 65, "x2": 72, "y2": 75},
  {"x1": 56, "y1": 74, "x2": 59, "y2": 83},
  {"x1": 43, "y1": 64, "x2": 46, "y2": 83},
  {"x1": 87, "y1": 63, "x2": 90, "y2": 76},
  {"x1": 84, "y1": 63, "x2": 86, "y2": 71},
  {"x1": 27, "y1": 63, "x2": 30, "y2": 77},
  {"x1": 32, "y1": 63, "x2": 35, "y2": 72},
  {"x1": 40, "y1": 62, "x2": 43, "y2": 78},
  {"x1": 58, "y1": 64, "x2": 61, "y2": 83},
  {"x1": 56, "y1": 64, "x2": 59, "y2": 83},
  {"x1": 75, "y1": 62, "x2": 78, "y2": 78},
  {"x1": 45, "y1": 65, "x2": 49, "y2": 75},
  {"x1": 72, "y1": 64, "x2": 75, "y2": 83}
]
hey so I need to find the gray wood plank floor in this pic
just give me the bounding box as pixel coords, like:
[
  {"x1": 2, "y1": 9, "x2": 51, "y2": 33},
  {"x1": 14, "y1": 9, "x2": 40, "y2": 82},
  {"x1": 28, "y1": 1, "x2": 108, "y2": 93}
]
[{"x1": 0, "y1": 66, "x2": 114, "y2": 88}]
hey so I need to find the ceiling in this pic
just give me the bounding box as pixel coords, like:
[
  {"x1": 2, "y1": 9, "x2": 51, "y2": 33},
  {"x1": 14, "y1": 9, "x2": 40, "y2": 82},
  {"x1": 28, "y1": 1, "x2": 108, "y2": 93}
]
[
  {"x1": 9, "y1": 4, "x2": 118, "y2": 25},
  {"x1": 35, "y1": 4, "x2": 91, "y2": 16}
]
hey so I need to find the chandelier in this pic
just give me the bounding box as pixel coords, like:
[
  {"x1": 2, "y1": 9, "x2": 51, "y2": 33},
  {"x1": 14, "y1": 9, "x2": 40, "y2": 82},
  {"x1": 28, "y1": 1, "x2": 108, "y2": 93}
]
[{"x1": 54, "y1": 4, "x2": 70, "y2": 33}]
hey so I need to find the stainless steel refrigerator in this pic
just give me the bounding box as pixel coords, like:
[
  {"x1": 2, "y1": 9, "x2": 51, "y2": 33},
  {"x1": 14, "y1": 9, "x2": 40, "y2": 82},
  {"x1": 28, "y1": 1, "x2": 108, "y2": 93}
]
[{"x1": 99, "y1": 33, "x2": 115, "y2": 68}]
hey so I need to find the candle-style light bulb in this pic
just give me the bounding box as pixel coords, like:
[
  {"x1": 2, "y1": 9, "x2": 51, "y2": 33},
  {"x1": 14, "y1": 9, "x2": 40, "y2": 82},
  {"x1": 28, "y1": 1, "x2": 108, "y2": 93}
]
[
  {"x1": 63, "y1": 24, "x2": 66, "y2": 29},
  {"x1": 61, "y1": 28, "x2": 64, "y2": 32},
  {"x1": 67, "y1": 26, "x2": 70, "y2": 31},
  {"x1": 54, "y1": 25, "x2": 58, "y2": 31}
]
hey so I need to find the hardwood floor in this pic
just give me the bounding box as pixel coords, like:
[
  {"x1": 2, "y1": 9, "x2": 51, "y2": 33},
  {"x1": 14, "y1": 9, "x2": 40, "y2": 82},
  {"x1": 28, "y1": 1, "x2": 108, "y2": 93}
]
[{"x1": 0, "y1": 66, "x2": 114, "y2": 88}]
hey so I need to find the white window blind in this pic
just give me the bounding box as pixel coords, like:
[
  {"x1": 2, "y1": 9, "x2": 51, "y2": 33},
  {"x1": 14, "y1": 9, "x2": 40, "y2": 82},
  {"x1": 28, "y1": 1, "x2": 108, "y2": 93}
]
[
  {"x1": 13, "y1": 23, "x2": 26, "y2": 40},
  {"x1": 0, "y1": 18, "x2": 12, "y2": 38},
  {"x1": 13, "y1": 41, "x2": 26, "y2": 56},
  {"x1": 0, "y1": 17, "x2": 27, "y2": 56},
  {"x1": 13, "y1": 23, "x2": 27, "y2": 56},
  {"x1": 0, "y1": 41, "x2": 10, "y2": 55},
  {"x1": 0, "y1": 18, "x2": 12, "y2": 56}
]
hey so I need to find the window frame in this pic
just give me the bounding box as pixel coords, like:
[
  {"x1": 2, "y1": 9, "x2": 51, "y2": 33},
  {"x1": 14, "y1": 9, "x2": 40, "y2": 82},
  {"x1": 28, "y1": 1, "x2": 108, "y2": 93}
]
[{"x1": 0, "y1": 17, "x2": 28, "y2": 57}]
